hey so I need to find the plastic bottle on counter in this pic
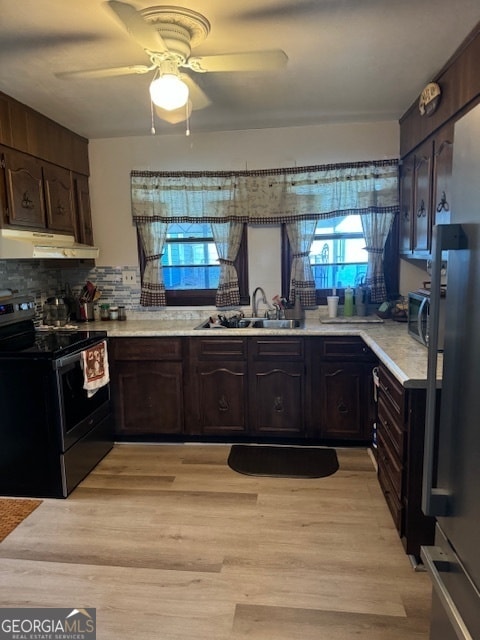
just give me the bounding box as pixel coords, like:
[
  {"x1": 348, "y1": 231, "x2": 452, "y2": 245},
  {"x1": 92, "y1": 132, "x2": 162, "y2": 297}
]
[
  {"x1": 344, "y1": 287, "x2": 354, "y2": 317},
  {"x1": 100, "y1": 303, "x2": 110, "y2": 321}
]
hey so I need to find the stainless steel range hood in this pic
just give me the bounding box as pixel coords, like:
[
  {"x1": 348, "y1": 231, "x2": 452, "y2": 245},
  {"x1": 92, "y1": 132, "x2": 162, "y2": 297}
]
[{"x1": 0, "y1": 229, "x2": 99, "y2": 260}]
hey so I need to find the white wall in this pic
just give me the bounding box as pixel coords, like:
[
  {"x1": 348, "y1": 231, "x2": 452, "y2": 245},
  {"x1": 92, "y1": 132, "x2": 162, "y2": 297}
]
[{"x1": 89, "y1": 120, "x2": 399, "y2": 300}]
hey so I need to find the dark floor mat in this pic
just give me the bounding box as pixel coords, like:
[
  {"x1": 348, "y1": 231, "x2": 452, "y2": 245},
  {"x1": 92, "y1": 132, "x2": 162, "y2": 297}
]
[{"x1": 227, "y1": 445, "x2": 339, "y2": 478}]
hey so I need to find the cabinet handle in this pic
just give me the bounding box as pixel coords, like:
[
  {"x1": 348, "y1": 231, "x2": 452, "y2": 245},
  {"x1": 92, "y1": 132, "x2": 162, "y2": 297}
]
[
  {"x1": 326, "y1": 369, "x2": 343, "y2": 377},
  {"x1": 273, "y1": 396, "x2": 284, "y2": 413},
  {"x1": 417, "y1": 199, "x2": 426, "y2": 217},
  {"x1": 402, "y1": 207, "x2": 410, "y2": 221},
  {"x1": 337, "y1": 401, "x2": 348, "y2": 414},
  {"x1": 218, "y1": 395, "x2": 229, "y2": 412},
  {"x1": 21, "y1": 191, "x2": 34, "y2": 210},
  {"x1": 56, "y1": 203, "x2": 66, "y2": 216},
  {"x1": 436, "y1": 191, "x2": 450, "y2": 213}
]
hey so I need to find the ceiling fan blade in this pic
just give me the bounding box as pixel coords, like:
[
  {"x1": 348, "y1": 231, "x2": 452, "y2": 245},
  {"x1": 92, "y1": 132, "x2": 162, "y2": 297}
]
[
  {"x1": 187, "y1": 50, "x2": 288, "y2": 73},
  {"x1": 155, "y1": 100, "x2": 193, "y2": 124},
  {"x1": 56, "y1": 64, "x2": 152, "y2": 79},
  {"x1": 105, "y1": 0, "x2": 168, "y2": 53},
  {"x1": 180, "y1": 74, "x2": 211, "y2": 110}
]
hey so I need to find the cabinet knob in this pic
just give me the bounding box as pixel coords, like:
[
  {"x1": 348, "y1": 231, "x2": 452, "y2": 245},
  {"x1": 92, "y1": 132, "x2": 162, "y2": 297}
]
[{"x1": 436, "y1": 190, "x2": 450, "y2": 213}]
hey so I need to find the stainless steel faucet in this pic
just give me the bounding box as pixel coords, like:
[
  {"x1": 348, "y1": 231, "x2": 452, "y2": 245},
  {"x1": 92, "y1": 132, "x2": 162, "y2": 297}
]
[{"x1": 252, "y1": 287, "x2": 274, "y2": 318}]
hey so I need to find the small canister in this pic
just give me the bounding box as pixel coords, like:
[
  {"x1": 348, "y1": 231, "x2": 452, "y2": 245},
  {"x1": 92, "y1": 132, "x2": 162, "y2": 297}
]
[
  {"x1": 100, "y1": 303, "x2": 110, "y2": 321},
  {"x1": 109, "y1": 306, "x2": 119, "y2": 320},
  {"x1": 118, "y1": 305, "x2": 126, "y2": 321}
]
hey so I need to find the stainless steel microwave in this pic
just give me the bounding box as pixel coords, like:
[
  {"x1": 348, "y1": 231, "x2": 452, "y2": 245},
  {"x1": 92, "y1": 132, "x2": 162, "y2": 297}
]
[{"x1": 407, "y1": 290, "x2": 445, "y2": 350}]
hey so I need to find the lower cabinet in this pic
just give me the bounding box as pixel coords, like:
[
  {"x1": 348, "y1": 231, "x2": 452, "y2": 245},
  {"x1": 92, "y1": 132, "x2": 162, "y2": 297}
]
[
  {"x1": 185, "y1": 336, "x2": 305, "y2": 436},
  {"x1": 185, "y1": 337, "x2": 248, "y2": 436},
  {"x1": 376, "y1": 363, "x2": 436, "y2": 558},
  {"x1": 309, "y1": 337, "x2": 377, "y2": 442},
  {"x1": 248, "y1": 337, "x2": 305, "y2": 436},
  {"x1": 109, "y1": 338, "x2": 184, "y2": 437}
]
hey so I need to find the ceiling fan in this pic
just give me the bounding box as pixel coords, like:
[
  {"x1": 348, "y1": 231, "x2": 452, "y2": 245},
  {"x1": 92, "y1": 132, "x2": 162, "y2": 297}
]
[{"x1": 59, "y1": 1, "x2": 288, "y2": 125}]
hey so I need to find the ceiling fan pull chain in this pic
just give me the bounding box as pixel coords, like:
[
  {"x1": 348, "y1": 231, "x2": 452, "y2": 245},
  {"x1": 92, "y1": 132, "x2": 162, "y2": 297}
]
[
  {"x1": 185, "y1": 102, "x2": 190, "y2": 137},
  {"x1": 150, "y1": 99, "x2": 156, "y2": 135}
]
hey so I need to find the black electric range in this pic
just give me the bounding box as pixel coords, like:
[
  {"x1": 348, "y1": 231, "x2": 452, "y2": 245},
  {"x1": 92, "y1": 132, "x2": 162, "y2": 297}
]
[{"x1": 0, "y1": 294, "x2": 113, "y2": 498}]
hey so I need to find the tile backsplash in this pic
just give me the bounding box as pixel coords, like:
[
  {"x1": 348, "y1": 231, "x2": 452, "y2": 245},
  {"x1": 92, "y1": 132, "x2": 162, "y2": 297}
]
[{"x1": 0, "y1": 260, "x2": 213, "y2": 320}]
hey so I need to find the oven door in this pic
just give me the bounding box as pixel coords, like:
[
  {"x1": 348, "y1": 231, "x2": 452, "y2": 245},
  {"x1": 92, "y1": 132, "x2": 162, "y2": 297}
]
[{"x1": 54, "y1": 344, "x2": 111, "y2": 451}]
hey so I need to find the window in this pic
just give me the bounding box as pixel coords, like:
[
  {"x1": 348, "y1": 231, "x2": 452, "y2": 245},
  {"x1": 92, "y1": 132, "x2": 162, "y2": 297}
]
[
  {"x1": 163, "y1": 223, "x2": 220, "y2": 290},
  {"x1": 150, "y1": 222, "x2": 249, "y2": 306},
  {"x1": 310, "y1": 215, "x2": 367, "y2": 291},
  {"x1": 281, "y1": 215, "x2": 399, "y2": 304}
]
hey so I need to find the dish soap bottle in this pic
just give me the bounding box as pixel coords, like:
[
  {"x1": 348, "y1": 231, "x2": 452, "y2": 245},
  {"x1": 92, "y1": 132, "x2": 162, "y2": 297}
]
[{"x1": 344, "y1": 287, "x2": 354, "y2": 317}]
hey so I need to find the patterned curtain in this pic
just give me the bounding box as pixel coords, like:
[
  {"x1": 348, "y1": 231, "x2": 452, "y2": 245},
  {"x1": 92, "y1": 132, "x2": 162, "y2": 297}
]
[
  {"x1": 211, "y1": 221, "x2": 243, "y2": 308},
  {"x1": 361, "y1": 212, "x2": 396, "y2": 303},
  {"x1": 137, "y1": 220, "x2": 168, "y2": 307},
  {"x1": 285, "y1": 219, "x2": 317, "y2": 308},
  {"x1": 130, "y1": 160, "x2": 398, "y2": 307}
]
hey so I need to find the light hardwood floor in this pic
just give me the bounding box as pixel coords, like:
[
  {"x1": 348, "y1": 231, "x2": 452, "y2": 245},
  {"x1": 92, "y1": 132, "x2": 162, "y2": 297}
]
[{"x1": 0, "y1": 445, "x2": 432, "y2": 639}]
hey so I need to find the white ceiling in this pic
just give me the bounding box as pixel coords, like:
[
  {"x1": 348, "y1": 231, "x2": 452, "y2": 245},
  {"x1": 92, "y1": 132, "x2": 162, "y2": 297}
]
[{"x1": 0, "y1": 1, "x2": 479, "y2": 140}]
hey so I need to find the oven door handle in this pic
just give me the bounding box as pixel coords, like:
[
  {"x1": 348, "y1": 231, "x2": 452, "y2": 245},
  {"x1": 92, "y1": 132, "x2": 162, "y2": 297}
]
[{"x1": 53, "y1": 342, "x2": 104, "y2": 370}]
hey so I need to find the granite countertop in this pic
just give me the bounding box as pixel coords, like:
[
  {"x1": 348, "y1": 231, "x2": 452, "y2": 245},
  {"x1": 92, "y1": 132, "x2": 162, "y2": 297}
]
[{"x1": 82, "y1": 315, "x2": 440, "y2": 389}]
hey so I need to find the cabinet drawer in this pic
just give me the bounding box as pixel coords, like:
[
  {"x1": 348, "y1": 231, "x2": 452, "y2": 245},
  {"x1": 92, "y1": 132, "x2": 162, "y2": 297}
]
[
  {"x1": 378, "y1": 463, "x2": 404, "y2": 533},
  {"x1": 250, "y1": 337, "x2": 304, "y2": 360},
  {"x1": 377, "y1": 395, "x2": 405, "y2": 458},
  {"x1": 377, "y1": 429, "x2": 403, "y2": 500},
  {"x1": 110, "y1": 338, "x2": 183, "y2": 361},
  {"x1": 319, "y1": 337, "x2": 376, "y2": 360},
  {"x1": 190, "y1": 337, "x2": 247, "y2": 360},
  {"x1": 378, "y1": 364, "x2": 404, "y2": 419}
]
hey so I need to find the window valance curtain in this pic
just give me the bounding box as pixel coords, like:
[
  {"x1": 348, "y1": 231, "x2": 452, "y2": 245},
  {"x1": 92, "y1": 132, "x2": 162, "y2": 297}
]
[
  {"x1": 131, "y1": 159, "x2": 399, "y2": 224},
  {"x1": 131, "y1": 159, "x2": 399, "y2": 307}
]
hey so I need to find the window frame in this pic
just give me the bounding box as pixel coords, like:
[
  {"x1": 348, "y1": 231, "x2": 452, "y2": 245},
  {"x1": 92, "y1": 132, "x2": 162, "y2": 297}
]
[{"x1": 138, "y1": 223, "x2": 250, "y2": 306}]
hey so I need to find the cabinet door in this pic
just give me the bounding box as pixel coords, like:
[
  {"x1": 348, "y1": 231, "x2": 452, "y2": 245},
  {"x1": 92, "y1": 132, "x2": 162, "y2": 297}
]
[
  {"x1": 412, "y1": 141, "x2": 432, "y2": 254},
  {"x1": 399, "y1": 153, "x2": 414, "y2": 254},
  {"x1": 2, "y1": 147, "x2": 45, "y2": 228},
  {"x1": 73, "y1": 173, "x2": 94, "y2": 245},
  {"x1": 192, "y1": 362, "x2": 248, "y2": 435},
  {"x1": 318, "y1": 362, "x2": 372, "y2": 440},
  {"x1": 112, "y1": 361, "x2": 184, "y2": 436},
  {"x1": 432, "y1": 125, "x2": 454, "y2": 228},
  {"x1": 249, "y1": 362, "x2": 305, "y2": 435},
  {"x1": 43, "y1": 163, "x2": 74, "y2": 233}
]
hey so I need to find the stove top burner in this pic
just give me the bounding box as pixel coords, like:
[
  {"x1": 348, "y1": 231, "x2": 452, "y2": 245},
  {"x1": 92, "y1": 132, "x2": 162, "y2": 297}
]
[{"x1": 0, "y1": 320, "x2": 107, "y2": 359}]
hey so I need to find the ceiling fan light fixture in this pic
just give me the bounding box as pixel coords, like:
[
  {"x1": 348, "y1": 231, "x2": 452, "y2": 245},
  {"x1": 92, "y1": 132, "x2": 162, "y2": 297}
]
[{"x1": 149, "y1": 74, "x2": 189, "y2": 111}]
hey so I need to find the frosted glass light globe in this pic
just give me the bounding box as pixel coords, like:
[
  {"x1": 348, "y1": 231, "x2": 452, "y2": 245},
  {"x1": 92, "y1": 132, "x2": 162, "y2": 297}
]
[{"x1": 149, "y1": 75, "x2": 189, "y2": 111}]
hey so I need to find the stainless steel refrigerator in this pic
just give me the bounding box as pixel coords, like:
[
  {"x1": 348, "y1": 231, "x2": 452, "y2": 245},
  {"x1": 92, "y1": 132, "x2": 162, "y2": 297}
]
[{"x1": 421, "y1": 103, "x2": 480, "y2": 639}]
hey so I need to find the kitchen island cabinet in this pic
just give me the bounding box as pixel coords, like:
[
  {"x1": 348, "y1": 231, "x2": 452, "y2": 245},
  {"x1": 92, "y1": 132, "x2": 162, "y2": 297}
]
[{"x1": 109, "y1": 338, "x2": 184, "y2": 438}]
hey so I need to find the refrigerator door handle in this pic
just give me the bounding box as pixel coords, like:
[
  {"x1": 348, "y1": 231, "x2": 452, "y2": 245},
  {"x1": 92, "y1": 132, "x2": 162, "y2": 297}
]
[
  {"x1": 421, "y1": 545, "x2": 474, "y2": 640},
  {"x1": 423, "y1": 224, "x2": 468, "y2": 517}
]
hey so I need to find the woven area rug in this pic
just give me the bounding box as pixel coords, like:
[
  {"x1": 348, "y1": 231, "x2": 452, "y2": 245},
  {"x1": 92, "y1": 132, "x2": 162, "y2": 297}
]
[
  {"x1": 227, "y1": 445, "x2": 339, "y2": 478},
  {"x1": 0, "y1": 498, "x2": 42, "y2": 542}
]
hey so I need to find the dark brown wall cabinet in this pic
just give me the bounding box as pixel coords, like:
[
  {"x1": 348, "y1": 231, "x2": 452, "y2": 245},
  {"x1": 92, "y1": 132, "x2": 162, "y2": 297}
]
[
  {"x1": 0, "y1": 91, "x2": 93, "y2": 245},
  {"x1": 1, "y1": 147, "x2": 75, "y2": 234},
  {"x1": 399, "y1": 124, "x2": 454, "y2": 258}
]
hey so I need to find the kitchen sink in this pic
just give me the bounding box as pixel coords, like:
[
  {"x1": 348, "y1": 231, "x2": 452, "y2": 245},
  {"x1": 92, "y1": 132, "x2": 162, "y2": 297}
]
[{"x1": 194, "y1": 317, "x2": 302, "y2": 330}]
